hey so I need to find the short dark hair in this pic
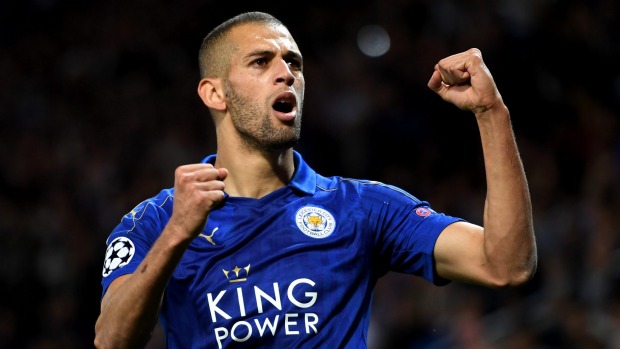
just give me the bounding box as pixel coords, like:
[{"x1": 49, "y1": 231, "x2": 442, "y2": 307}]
[{"x1": 198, "y1": 11, "x2": 285, "y2": 79}]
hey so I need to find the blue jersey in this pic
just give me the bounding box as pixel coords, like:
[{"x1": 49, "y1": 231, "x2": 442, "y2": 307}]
[{"x1": 101, "y1": 151, "x2": 463, "y2": 348}]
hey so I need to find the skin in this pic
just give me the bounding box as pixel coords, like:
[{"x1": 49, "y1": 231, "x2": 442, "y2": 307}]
[
  {"x1": 94, "y1": 20, "x2": 536, "y2": 349},
  {"x1": 428, "y1": 48, "x2": 536, "y2": 286}
]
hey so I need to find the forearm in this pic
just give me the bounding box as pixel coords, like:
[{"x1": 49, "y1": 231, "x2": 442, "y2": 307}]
[
  {"x1": 94, "y1": 225, "x2": 192, "y2": 349},
  {"x1": 476, "y1": 104, "x2": 537, "y2": 284}
]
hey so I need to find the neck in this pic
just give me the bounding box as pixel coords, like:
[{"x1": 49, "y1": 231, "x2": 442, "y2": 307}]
[{"x1": 214, "y1": 146, "x2": 295, "y2": 199}]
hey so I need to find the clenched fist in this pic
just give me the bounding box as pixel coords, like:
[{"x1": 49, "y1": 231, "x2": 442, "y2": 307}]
[
  {"x1": 428, "y1": 48, "x2": 504, "y2": 115},
  {"x1": 167, "y1": 163, "x2": 228, "y2": 241}
]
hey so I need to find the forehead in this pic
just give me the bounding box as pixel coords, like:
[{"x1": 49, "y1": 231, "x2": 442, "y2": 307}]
[{"x1": 228, "y1": 22, "x2": 300, "y2": 55}]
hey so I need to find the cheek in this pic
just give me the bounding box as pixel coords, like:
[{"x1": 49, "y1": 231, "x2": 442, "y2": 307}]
[
  {"x1": 236, "y1": 78, "x2": 268, "y2": 100},
  {"x1": 295, "y1": 78, "x2": 305, "y2": 93}
]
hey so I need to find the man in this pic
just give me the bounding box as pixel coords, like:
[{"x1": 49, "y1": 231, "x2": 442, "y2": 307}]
[{"x1": 94, "y1": 11, "x2": 537, "y2": 349}]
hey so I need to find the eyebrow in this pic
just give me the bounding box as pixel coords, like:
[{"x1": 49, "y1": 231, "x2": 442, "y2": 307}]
[
  {"x1": 244, "y1": 49, "x2": 303, "y2": 62},
  {"x1": 284, "y1": 50, "x2": 303, "y2": 62}
]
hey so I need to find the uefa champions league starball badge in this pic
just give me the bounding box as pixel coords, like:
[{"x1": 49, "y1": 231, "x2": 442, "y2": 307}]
[{"x1": 102, "y1": 236, "x2": 135, "y2": 277}]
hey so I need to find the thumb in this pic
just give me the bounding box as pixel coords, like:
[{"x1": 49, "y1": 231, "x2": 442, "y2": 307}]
[
  {"x1": 427, "y1": 70, "x2": 445, "y2": 93},
  {"x1": 217, "y1": 168, "x2": 229, "y2": 180}
]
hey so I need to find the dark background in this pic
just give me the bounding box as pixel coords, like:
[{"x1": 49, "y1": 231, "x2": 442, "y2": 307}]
[{"x1": 1, "y1": 0, "x2": 619, "y2": 348}]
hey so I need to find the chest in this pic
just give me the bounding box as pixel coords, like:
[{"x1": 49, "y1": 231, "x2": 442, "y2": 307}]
[{"x1": 169, "y1": 197, "x2": 371, "y2": 314}]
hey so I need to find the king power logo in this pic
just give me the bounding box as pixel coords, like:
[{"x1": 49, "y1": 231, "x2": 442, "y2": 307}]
[{"x1": 206, "y1": 278, "x2": 319, "y2": 348}]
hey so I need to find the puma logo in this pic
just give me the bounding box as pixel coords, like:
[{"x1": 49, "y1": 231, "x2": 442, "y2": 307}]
[{"x1": 199, "y1": 227, "x2": 218, "y2": 245}]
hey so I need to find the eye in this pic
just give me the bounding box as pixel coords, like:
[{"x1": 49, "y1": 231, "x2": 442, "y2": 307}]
[
  {"x1": 286, "y1": 58, "x2": 302, "y2": 71},
  {"x1": 252, "y1": 58, "x2": 268, "y2": 66}
]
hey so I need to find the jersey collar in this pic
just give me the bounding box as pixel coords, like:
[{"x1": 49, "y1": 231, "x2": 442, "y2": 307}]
[{"x1": 200, "y1": 150, "x2": 316, "y2": 196}]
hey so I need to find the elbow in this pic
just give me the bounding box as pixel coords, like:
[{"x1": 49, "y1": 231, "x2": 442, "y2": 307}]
[
  {"x1": 505, "y1": 264, "x2": 537, "y2": 288},
  {"x1": 489, "y1": 254, "x2": 538, "y2": 288},
  {"x1": 509, "y1": 241, "x2": 539, "y2": 287},
  {"x1": 94, "y1": 319, "x2": 129, "y2": 349},
  {"x1": 94, "y1": 333, "x2": 112, "y2": 349},
  {"x1": 94, "y1": 332, "x2": 136, "y2": 349},
  {"x1": 94, "y1": 325, "x2": 119, "y2": 349},
  {"x1": 93, "y1": 319, "x2": 108, "y2": 349},
  {"x1": 489, "y1": 233, "x2": 538, "y2": 288},
  {"x1": 94, "y1": 316, "x2": 119, "y2": 349},
  {"x1": 94, "y1": 318, "x2": 152, "y2": 349},
  {"x1": 93, "y1": 336, "x2": 106, "y2": 349},
  {"x1": 94, "y1": 329, "x2": 142, "y2": 349}
]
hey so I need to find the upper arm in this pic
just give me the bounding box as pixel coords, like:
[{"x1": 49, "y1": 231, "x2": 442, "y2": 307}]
[
  {"x1": 100, "y1": 274, "x2": 132, "y2": 312},
  {"x1": 433, "y1": 221, "x2": 494, "y2": 286}
]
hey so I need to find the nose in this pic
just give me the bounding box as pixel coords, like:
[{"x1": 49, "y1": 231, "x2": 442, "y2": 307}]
[{"x1": 274, "y1": 59, "x2": 295, "y2": 86}]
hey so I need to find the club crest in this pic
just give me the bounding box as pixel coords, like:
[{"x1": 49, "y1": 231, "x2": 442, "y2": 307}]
[{"x1": 295, "y1": 206, "x2": 336, "y2": 239}]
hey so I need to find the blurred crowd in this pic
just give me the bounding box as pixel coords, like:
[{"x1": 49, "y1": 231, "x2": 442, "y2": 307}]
[{"x1": 1, "y1": 0, "x2": 619, "y2": 348}]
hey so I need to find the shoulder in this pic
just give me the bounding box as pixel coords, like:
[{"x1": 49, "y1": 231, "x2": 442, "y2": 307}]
[
  {"x1": 142, "y1": 187, "x2": 175, "y2": 210},
  {"x1": 110, "y1": 188, "x2": 175, "y2": 238},
  {"x1": 129, "y1": 188, "x2": 174, "y2": 219},
  {"x1": 316, "y1": 175, "x2": 423, "y2": 203}
]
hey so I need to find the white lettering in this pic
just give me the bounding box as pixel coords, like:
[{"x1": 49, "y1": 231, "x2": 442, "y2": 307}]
[
  {"x1": 288, "y1": 278, "x2": 317, "y2": 308},
  {"x1": 208, "y1": 277, "x2": 320, "y2": 346},
  {"x1": 214, "y1": 327, "x2": 228, "y2": 349},
  {"x1": 305, "y1": 313, "x2": 318, "y2": 333},
  {"x1": 236, "y1": 288, "x2": 246, "y2": 317},
  {"x1": 254, "y1": 315, "x2": 279, "y2": 336},
  {"x1": 255, "y1": 283, "x2": 282, "y2": 313},
  {"x1": 208, "y1": 290, "x2": 231, "y2": 322},
  {"x1": 285, "y1": 313, "x2": 299, "y2": 335},
  {"x1": 230, "y1": 321, "x2": 252, "y2": 342},
  {"x1": 213, "y1": 313, "x2": 319, "y2": 346}
]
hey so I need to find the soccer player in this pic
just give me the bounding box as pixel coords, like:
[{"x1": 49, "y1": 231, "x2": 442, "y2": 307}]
[{"x1": 94, "y1": 11, "x2": 537, "y2": 349}]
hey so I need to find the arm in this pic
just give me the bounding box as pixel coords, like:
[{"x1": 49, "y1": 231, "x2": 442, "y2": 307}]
[
  {"x1": 428, "y1": 48, "x2": 537, "y2": 288},
  {"x1": 94, "y1": 164, "x2": 228, "y2": 349}
]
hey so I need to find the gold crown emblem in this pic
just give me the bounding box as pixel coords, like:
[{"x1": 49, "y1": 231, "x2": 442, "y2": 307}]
[{"x1": 222, "y1": 264, "x2": 250, "y2": 283}]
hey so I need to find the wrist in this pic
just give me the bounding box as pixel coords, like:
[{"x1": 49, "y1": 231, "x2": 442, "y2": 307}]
[{"x1": 162, "y1": 221, "x2": 197, "y2": 247}]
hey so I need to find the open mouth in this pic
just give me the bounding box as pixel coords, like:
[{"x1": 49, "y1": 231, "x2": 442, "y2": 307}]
[{"x1": 272, "y1": 94, "x2": 296, "y2": 113}]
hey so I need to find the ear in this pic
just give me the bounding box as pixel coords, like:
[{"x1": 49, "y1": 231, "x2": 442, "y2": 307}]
[{"x1": 197, "y1": 78, "x2": 226, "y2": 111}]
